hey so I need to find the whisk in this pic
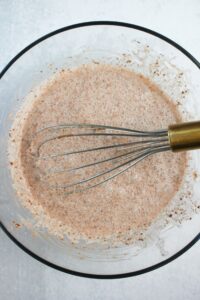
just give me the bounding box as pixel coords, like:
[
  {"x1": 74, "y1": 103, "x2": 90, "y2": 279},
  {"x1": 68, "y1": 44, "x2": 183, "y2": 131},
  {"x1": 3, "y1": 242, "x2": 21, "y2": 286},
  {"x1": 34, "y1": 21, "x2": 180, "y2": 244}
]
[{"x1": 31, "y1": 121, "x2": 200, "y2": 194}]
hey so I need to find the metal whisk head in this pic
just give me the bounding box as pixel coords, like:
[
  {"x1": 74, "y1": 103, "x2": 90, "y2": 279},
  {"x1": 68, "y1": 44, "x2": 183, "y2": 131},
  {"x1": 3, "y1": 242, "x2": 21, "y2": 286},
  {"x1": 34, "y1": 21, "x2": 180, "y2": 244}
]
[{"x1": 30, "y1": 123, "x2": 171, "y2": 194}]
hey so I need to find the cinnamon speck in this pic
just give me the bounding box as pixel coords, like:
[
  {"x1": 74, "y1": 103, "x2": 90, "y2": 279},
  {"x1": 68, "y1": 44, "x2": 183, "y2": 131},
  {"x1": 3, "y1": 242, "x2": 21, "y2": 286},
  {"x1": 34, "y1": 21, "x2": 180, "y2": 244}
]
[
  {"x1": 12, "y1": 221, "x2": 21, "y2": 229},
  {"x1": 192, "y1": 171, "x2": 198, "y2": 180}
]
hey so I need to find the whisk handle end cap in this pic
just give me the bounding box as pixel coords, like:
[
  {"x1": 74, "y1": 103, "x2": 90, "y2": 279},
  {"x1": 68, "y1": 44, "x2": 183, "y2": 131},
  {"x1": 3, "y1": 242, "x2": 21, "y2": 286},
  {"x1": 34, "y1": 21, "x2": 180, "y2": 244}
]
[{"x1": 168, "y1": 121, "x2": 200, "y2": 152}]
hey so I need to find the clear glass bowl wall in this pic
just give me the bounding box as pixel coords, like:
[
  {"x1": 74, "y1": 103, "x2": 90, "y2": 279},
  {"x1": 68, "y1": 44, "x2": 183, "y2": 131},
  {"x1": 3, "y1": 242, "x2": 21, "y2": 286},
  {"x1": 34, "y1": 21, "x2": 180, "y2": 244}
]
[{"x1": 0, "y1": 23, "x2": 200, "y2": 277}]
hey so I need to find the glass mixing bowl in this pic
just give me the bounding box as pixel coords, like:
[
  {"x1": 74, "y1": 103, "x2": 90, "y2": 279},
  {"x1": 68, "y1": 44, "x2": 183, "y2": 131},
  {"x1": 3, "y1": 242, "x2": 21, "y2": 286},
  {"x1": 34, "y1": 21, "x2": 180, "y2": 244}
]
[{"x1": 0, "y1": 21, "x2": 200, "y2": 279}]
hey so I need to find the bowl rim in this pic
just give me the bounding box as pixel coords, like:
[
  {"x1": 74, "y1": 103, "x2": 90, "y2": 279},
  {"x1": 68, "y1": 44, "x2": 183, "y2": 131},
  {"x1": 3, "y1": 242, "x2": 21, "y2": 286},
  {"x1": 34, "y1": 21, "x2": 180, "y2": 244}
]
[{"x1": 0, "y1": 20, "x2": 200, "y2": 280}]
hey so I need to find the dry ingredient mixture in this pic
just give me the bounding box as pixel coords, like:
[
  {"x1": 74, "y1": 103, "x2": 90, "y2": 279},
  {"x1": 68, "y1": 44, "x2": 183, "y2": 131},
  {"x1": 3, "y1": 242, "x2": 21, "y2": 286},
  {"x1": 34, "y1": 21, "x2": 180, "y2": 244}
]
[{"x1": 9, "y1": 64, "x2": 186, "y2": 243}]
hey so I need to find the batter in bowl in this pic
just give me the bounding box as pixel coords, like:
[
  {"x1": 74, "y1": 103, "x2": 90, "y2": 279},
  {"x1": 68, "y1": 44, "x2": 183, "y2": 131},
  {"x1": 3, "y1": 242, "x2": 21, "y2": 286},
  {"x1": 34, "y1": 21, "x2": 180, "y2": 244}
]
[{"x1": 9, "y1": 64, "x2": 186, "y2": 243}]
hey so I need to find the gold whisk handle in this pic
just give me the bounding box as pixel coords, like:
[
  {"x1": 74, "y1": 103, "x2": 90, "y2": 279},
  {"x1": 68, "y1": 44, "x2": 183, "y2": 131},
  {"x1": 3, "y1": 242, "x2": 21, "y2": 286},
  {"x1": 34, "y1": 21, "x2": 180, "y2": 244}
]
[{"x1": 168, "y1": 121, "x2": 200, "y2": 152}]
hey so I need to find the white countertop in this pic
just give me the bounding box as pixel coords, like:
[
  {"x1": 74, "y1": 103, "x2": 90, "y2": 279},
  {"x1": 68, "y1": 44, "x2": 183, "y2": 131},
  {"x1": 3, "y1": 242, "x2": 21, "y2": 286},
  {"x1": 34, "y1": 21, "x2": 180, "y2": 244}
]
[{"x1": 0, "y1": 1, "x2": 200, "y2": 299}]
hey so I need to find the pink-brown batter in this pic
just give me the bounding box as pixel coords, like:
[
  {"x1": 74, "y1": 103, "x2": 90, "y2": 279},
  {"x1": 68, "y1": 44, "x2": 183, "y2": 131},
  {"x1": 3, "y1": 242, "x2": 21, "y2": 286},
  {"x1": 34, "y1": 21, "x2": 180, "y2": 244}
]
[{"x1": 9, "y1": 64, "x2": 186, "y2": 242}]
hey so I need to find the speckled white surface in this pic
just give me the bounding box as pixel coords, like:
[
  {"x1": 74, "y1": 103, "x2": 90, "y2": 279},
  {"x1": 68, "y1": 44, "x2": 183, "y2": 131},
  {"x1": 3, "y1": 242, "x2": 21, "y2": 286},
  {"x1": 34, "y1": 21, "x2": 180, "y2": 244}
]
[{"x1": 0, "y1": 0, "x2": 200, "y2": 299}]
